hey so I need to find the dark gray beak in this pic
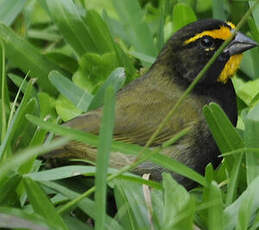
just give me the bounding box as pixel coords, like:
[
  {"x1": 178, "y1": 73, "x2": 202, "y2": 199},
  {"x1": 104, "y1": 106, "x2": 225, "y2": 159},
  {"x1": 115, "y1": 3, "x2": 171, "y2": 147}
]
[{"x1": 223, "y1": 31, "x2": 258, "y2": 56}]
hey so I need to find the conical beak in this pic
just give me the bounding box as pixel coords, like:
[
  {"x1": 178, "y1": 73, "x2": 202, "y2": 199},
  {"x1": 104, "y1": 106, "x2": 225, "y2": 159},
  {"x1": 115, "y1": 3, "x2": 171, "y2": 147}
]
[{"x1": 224, "y1": 31, "x2": 258, "y2": 56}]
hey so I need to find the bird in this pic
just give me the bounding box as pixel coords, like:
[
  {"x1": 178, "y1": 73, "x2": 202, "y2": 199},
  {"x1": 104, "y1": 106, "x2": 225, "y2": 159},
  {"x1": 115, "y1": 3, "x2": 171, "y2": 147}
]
[{"x1": 46, "y1": 19, "x2": 258, "y2": 188}]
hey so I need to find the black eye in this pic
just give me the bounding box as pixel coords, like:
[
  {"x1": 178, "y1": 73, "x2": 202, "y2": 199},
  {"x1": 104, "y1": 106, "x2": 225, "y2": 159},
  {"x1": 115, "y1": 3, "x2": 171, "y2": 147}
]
[{"x1": 200, "y1": 36, "x2": 214, "y2": 48}]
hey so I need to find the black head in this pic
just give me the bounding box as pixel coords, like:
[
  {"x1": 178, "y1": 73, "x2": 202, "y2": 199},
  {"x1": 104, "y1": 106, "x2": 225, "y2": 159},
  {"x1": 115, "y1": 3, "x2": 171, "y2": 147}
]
[{"x1": 155, "y1": 19, "x2": 257, "y2": 85}]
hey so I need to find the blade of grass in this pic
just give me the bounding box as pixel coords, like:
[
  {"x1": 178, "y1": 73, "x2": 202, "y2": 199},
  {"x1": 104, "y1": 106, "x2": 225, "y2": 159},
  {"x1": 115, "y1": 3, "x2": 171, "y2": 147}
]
[
  {"x1": 89, "y1": 67, "x2": 125, "y2": 110},
  {"x1": 224, "y1": 176, "x2": 259, "y2": 230},
  {"x1": 203, "y1": 103, "x2": 244, "y2": 205},
  {"x1": 0, "y1": 23, "x2": 62, "y2": 95},
  {"x1": 0, "y1": 39, "x2": 6, "y2": 143},
  {"x1": 49, "y1": 71, "x2": 93, "y2": 112},
  {"x1": 111, "y1": 0, "x2": 157, "y2": 57},
  {"x1": 0, "y1": 0, "x2": 27, "y2": 26},
  {"x1": 0, "y1": 207, "x2": 50, "y2": 230},
  {"x1": 23, "y1": 177, "x2": 69, "y2": 230},
  {"x1": 41, "y1": 181, "x2": 123, "y2": 230},
  {"x1": 95, "y1": 86, "x2": 116, "y2": 230},
  {"x1": 0, "y1": 138, "x2": 68, "y2": 182},
  {"x1": 0, "y1": 80, "x2": 34, "y2": 160},
  {"x1": 208, "y1": 182, "x2": 223, "y2": 230},
  {"x1": 157, "y1": 0, "x2": 169, "y2": 51}
]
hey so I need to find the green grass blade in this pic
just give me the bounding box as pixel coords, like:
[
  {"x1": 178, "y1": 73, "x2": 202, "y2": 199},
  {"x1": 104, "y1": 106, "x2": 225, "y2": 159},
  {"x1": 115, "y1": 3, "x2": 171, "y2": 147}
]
[
  {"x1": 203, "y1": 103, "x2": 245, "y2": 204},
  {"x1": 41, "y1": 181, "x2": 123, "y2": 230},
  {"x1": 0, "y1": 138, "x2": 68, "y2": 183},
  {"x1": 95, "y1": 86, "x2": 116, "y2": 230},
  {"x1": 244, "y1": 104, "x2": 259, "y2": 184},
  {"x1": 44, "y1": 0, "x2": 114, "y2": 56},
  {"x1": 0, "y1": 0, "x2": 26, "y2": 26},
  {"x1": 162, "y1": 173, "x2": 195, "y2": 230},
  {"x1": 89, "y1": 67, "x2": 126, "y2": 110},
  {"x1": 0, "y1": 80, "x2": 34, "y2": 160},
  {"x1": 0, "y1": 207, "x2": 51, "y2": 230},
  {"x1": 0, "y1": 173, "x2": 21, "y2": 205},
  {"x1": 157, "y1": 0, "x2": 169, "y2": 51},
  {"x1": 212, "y1": 0, "x2": 227, "y2": 20},
  {"x1": 113, "y1": 179, "x2": 150, "y2": 229},
  {"x1": 224, "y1": 176, "x2": 259, "y2": 230},
  {"x1": 49, "y1": 71, "x2": 93, "y2": 112},
  {"x1": 0, "y1": 39, "x2": 7, "y2": 142},
  {"x1": 23, "y1": 177, "x2": 69, "y2": 230},
  {"x1": 111, "y1": 0, "x2": 157, "y2": 57},
  {"x1": 0, "y1": 23, "x2": 62, "y2": 95},
  {"x1": 172, "y1": 3, "x2": 197, "y2": 33},
  {"x1": 208, "y1": 182, "x2": 223, "y2": 230}
]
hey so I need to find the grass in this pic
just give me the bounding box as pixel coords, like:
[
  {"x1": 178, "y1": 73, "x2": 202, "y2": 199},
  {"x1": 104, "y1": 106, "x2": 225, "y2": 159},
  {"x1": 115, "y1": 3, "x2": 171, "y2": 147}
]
[{"x1": 1, "y1": 0, "x2": 259, "y2": 229}]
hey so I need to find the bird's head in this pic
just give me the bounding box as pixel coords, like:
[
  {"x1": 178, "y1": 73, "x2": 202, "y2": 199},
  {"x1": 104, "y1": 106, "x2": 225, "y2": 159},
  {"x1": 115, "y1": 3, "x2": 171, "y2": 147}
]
[{"x1": 157, "y1": 19, "x2": 258, "y2": 85}]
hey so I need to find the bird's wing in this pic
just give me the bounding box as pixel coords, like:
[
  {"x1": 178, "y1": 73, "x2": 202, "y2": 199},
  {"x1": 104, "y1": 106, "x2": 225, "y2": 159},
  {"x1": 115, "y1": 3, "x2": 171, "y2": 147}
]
[{"x1": 64, "y1": 76, "x2": 200, "y2": 147}]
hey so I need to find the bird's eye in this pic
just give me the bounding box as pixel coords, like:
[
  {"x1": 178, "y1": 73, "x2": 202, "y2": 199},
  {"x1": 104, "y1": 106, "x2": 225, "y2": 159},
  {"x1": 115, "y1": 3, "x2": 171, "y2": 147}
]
[{"x1": 200, "y1": 36, "x2": 214, "y2": 48}]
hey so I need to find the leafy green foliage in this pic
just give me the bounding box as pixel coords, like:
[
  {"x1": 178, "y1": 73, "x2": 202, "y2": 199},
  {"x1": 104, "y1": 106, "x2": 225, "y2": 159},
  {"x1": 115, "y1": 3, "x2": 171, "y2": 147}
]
[{"x1": 0, "y1": 0, "x2": 259, "y2": 229}]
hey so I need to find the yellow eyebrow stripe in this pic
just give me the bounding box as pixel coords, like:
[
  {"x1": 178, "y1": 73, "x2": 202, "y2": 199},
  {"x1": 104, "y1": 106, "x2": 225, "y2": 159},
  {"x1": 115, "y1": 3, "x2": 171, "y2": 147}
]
[{"x1": 184, "y1": 26, "x2": 233, "y2": 45}]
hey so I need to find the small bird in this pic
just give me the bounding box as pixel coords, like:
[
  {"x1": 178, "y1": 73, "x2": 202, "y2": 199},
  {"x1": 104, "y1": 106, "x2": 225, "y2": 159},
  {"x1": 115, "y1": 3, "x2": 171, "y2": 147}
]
[{"x1": 48, "y1": 19, "x2": 257, "y2": 188}]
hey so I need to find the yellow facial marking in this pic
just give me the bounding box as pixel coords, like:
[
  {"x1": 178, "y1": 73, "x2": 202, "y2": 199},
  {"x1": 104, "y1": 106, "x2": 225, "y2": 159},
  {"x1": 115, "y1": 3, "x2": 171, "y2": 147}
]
[
  {"x1": 226, "y1": 21, "x2": 235, "y2": 29},
  {"x1": 217, "y1": 54, "x2": 243, "y2": 83},
  {"x1": 184, "y1": 26, "x2": 233, "y2": 45}
]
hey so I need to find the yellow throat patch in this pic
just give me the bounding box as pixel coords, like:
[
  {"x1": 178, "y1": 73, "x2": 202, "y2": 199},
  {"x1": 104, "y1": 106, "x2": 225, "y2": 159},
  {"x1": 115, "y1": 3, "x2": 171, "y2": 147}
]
[{"x1": 184, "y1": 22, "x2": 243, "y2": 84}]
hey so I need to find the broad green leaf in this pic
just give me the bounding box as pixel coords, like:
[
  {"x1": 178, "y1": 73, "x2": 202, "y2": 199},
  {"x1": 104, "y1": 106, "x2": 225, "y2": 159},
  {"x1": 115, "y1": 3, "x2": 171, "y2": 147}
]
[
  {"x1": 0, "y1": 173, "x2": 20, "y2": 205},
  {"x1": 203, "y1": 103, "x2": 244, "y2": 155},
  {"x1": 44, "y1": 0, "x2": 114, "y2": 56},
  {"x1": 240, "y1": 48, "x2": 259, "y2": 80},
  {"x1": 25, "y1": 0, "x2": 51, "y2": 25},
  {"x1": 244, "y1": 104, "x2": 259, "y2": 184},
  {"x1": 208, "y1": 182, "x2": 223, "y2": 230},
  {"x1": 84, "y1": 0, "x2": 117, "y2": 18},
  {"x1": 111, "y1": 0, "x2": 157, "y2": 57},
  {"x1": 196, "y1": 0, "x2": 212, "y2": 12},
  {"x1": 0, "y1": 23, "x2": 62, "y2": 95},
  {"x1": 249, "y1": 0, "x2": 259, "y2": 30},
  {"x1": 129, "y1": 51, "x2": 155, "y2": 66},
  {"x1": 236, "y1": 190, "x2": 253, "y2": 230},
  {"x1": 162, "y1": 173, "x2": 194, "y2": 230},
  {"x1": 224, "y1": 176, "x2": 259, "y2": 230},
  {"x1": 114, "y1": 179, "x2": 150, "y2": 230},
  {"x1": 203, "y1": 103, "x2": 244, "y2": 204},
  {"x1": 63, "y1": 214, "x2": 92, "y2": 230},
  {"x1": 73, "y1": 52, "x2": 119, "y2": 94},
  {"x1": 23, "y1": 177, "x2": 69, "y2": 230},
  {"x1": 172, "y1": 3, "x2": 197, "y2": 33},
  {"x1": 0, "y1": 0, "x2": 26, "y2": 26},
  {"x1": 49, "y1": 71, "x2": 93, "y2": 112},
  {"x1": 45, "y1": 52, "x2": 78, "y2": 74},
  {"x1": 236, "y1": 79, "x2": 259, "y2": 105},
  {"x1": 55, "y1": 95, "x2": 82, "y2": 121},
  {"x1": 37, "y1": 92, "x2": 56, "y2": 119}
]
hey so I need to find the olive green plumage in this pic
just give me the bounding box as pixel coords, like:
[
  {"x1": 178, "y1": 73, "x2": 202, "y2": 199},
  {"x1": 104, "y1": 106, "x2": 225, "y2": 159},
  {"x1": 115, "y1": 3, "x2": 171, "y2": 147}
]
[{"x1": 46, "y1": 19, "x2": 257, "y2": 188}]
